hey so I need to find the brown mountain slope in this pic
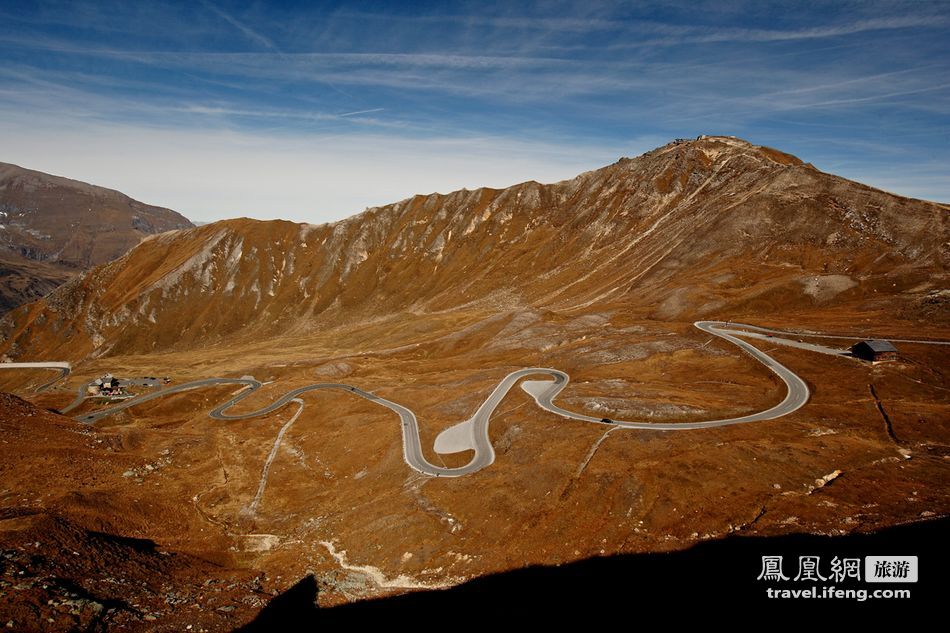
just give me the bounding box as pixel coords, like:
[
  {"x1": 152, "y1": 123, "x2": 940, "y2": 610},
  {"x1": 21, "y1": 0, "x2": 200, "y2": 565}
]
[
  {"x1": 0, "y1": 161, "x2": 193, "y2": 314},
  {"x1": 0, "y1": 136, "x2": 947, "y2": 616},
  {"x1": 0, "y1": 135, "x2": 945, "y2": 362},
  {"x1": 0, "y1": 392, "x2": 264, "y2": 631},
  {"x1": 0, "y1": 250, "x2": 74, "y2": 310}
]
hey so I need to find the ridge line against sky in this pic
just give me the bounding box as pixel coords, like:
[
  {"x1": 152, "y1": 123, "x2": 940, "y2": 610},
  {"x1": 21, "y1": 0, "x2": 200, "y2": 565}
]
[{"x1": 1, "y1": 0, "x2": 948, "y2": 223}]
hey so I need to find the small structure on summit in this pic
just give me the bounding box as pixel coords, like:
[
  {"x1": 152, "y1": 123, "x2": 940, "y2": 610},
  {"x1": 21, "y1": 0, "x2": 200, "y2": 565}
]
[{"x1": 850, "y1": 340, "x2": 898, "y2": 362}]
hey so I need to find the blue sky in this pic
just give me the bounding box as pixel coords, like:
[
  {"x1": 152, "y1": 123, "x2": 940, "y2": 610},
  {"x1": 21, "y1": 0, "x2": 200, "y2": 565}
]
[{"x1": 1, "y1": 0, "x2": 948, "y2": 223}]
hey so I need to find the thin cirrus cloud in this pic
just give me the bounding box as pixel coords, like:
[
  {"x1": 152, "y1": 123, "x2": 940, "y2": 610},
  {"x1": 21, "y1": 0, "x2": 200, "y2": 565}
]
[
  {"x1": 0, "y1": 0, "x2": 948, "y2": 222},
  {"x1": 8, "y1": 44, "x2": 941, "y2": 114},
  {"x1": 598, "y1": 15, "x2": 950, "y2": 48},
  {"x1": 199, "y1": 0, "x2": 280, "y2": 53}
]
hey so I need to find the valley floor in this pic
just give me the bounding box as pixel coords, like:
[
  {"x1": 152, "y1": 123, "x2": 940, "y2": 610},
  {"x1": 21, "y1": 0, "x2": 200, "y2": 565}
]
[{"x1": 1, "y1": 313, "x2": 947, "y2": 627}]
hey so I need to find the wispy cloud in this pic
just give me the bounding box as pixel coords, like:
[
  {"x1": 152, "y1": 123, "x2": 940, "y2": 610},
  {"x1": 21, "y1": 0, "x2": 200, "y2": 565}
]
[
  {"x1": 332, "y1": 10, "x2": 623, "y2": 33},
  {"x1": 0, "y1": 0, "x2": 948, "y2": 213},
  {"x1": 337, "y1": 108, "x2": 385, "y2": 117},
  {"x1": 608, "y1": 14, "x2": 950, "y2": 48},
  {"x1": 0, "y1": 69, "x2": 403, "y2": 134},
  {"x1": 199, "y1": 0, "x2": 280, "y2": 53}
]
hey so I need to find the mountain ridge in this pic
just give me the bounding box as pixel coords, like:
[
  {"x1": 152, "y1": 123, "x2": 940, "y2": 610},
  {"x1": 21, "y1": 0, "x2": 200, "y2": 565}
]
[{"x1": 1, "y1": 135, "x2": 946, "y2": 363}]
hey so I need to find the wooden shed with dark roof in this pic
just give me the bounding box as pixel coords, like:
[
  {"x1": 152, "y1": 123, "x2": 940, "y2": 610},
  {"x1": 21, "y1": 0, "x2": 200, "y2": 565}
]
[{"x1": 850, "y1": 340, "x2": 898, "y2": 362}]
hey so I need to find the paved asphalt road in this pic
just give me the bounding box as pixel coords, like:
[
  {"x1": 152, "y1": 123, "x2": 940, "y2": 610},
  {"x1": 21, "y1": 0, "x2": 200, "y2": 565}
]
[
  {"x1": 7, "y1": 321, "x2": 948, "y2": 477},
  {"x1": 0, "y1": 361, "x2": 71, "y2": 392}
]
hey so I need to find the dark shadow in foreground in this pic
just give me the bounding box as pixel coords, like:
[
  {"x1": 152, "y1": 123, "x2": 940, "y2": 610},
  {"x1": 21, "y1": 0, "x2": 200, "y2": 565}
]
[{"x1": 237, "y1": 517, "x2": 946, "y2": 628}]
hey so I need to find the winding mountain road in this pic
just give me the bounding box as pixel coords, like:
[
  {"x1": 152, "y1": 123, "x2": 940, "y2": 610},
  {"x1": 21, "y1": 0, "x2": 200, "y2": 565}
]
[
  {"x1": 7, "y1": 321, "x2": 947, "y2": 477},
  {"x1": 0, "y1": 361, "x2": 71, "y2": 392}
]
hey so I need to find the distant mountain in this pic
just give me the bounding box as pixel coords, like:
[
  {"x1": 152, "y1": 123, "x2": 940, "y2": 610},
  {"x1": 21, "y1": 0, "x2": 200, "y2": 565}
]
[
  {"x1": 1, "y1": 136, "x2": 945, "y2": 362},
  {"x1": 0, "y1": 162, "x2": 193, "y2": 313}
]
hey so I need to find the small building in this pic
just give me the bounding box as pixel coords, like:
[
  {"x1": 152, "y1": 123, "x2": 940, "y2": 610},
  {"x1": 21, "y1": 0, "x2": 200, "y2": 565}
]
[
  {"x1": 850, "y1": 340, "x2": 898, "y2": 362},
  {"x1": 93, "y1": 373, "x2": 124, "y2": 396}
]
